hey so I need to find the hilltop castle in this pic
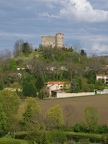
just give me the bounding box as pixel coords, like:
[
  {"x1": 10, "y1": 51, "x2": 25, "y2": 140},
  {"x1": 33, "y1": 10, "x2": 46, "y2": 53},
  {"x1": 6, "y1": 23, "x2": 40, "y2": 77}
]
[{"x1": 41, "y1": 32, "x2": 64, "y2": 48}]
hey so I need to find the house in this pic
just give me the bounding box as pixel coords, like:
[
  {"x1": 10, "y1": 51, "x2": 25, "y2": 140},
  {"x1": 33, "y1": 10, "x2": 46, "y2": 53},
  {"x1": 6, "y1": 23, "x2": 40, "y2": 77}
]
[
  {"x1": 10, "y1": 72, "x2": 22, "y2": 78},
  {"x1": 17, "y1": 66, "x2": 27, "y2": 70},
  {"x1": 46, "y1": 81, "x2": 66, "y2": 97},
  {"x1": 96, "y1": 74, "x2": 108, "y2": 84}
]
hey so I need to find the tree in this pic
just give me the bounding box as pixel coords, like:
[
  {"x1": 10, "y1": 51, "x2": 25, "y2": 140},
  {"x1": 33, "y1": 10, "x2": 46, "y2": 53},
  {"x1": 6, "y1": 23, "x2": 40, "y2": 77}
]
[
  {"x1": 64, "y1": 105, "x2": 76, "y2": 129},
  {"x1": 7, "y1": 59, "x2": 17, "y2": 70},
  {"x1": 83, "y1": 106, "x2": 99, "y2": 132},
  {"x1": 22, "y1": 97, "x2": 41, "y2": 129},
  {"x1": 24, "y1": 97, "x2": 41, "y2": 116},
  {"x1": 0, "y1": 90, "x2": 20, "y2": 132},
  {"x1": 70, "y1": 78, "x2": 79, "y2": 93},
  {"x1": 36, "y1": 74, "x2": 45, "y2": 92},
  {"x1": 22, "y1": 75, "x2": 37, "y2": 97},
  {"x1": 95, "y1": 78, "x2": 105, "y2": 90},
  {"x1": 22, "y1": 42, "x2": 32, "y2": 53},
  {"x1": 0, "y1": 81, "x2": 3, "y2": 90},
  {"x1": 0, "y1": 104, "x2": 7, "y2": 136},
  {"x1": 13, "y1": 39, "x2": 23, "y2": 56},
  {"x1": 80, "y1": 49, "x2": 87, "y2": 56},
  {"x1": 38, "y1": 87, "x2": 49, "y2": 99},
  {"x1": 45, "y1": 104, "x2": 64, "y2": 130}
]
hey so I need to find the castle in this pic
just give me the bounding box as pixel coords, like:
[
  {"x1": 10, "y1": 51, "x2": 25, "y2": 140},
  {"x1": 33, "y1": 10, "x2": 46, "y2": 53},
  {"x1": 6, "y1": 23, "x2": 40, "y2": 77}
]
[{"x1": 41, "y1": 32, "x2": 64, "y2": 48}]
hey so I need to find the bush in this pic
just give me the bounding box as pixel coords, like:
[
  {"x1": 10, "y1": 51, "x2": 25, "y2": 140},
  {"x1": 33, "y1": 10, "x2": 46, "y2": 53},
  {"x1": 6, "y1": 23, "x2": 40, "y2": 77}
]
[
  {"x1": 14, "y1": 131, "x2": 27, "y2": 139},
  {"x1": 0, "y1": 139, "x2": 21, "y2": 144},
  {"x1": 38, "y1": 87, "x2": 49, "y2": 99}
]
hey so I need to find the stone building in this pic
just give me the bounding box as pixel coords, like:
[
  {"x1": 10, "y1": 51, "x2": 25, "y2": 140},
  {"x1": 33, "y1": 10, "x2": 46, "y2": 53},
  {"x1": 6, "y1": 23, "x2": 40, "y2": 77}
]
[{"x1": 41, "y1": 32, "x2": 64, "y2": 48}]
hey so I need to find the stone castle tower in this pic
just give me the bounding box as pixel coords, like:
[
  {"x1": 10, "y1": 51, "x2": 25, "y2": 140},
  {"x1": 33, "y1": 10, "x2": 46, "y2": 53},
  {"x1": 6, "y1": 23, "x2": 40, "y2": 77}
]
[{"x1": 41, "y1": 32, "x2": 64, "y2": 48}]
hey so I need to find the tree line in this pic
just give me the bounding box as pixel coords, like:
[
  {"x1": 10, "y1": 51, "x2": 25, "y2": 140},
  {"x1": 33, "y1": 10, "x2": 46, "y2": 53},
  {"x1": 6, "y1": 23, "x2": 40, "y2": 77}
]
[{"x1": 0, "y1": 90, "x2": 108, "y2": 143}]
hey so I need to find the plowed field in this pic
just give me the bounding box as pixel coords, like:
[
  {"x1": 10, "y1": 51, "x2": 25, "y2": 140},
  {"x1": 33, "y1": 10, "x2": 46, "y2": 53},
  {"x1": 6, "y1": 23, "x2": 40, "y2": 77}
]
[{"x1": 37, "y1": 94, "x2": 108, "y2": 125}]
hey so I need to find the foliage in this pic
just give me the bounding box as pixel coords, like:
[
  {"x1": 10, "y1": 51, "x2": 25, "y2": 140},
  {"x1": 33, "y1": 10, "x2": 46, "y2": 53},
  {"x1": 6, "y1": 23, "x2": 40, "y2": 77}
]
[
  {"x1": 80, "y1": 49, "x2": 87, "y2": 56},
  {"x1": 49, "y1": 129, "x2": 67, "y2": 143},
  {"x1": 73, "y1": 123, "x2": 86, "y2": 133},
  {"x1": 95, "y1": 78, "x2": 105, "y2": 90},
  {"x1": 9, "y1": 82, "x2": 22, "y2": 88},
  {"x1": 22, "y1": 75, "x2": 36, "y2": 97},
  {"x1": 95, "y1": 125, "x2": 108, "y2": 134},
  {"x1": 7, "y1": 59, "x2": 17, "y2": 70},
  {"x1": 22, "y1": 42, "x2": 32, "y2": 54},
  {"x1": 0, "y1": 104, "x2": 7, "y2": 136},
  {"x1": 79, "y1": 138, "x2": 90, "y2": 144},
  {"x1": 22, "y1": 97, "x2": 41, "y2": 129},
  {"x1": 13, "y1": 39, "x2": 24, "y2": 57},
  {"x1": 101, "y1": 134, "x2": 108, "y2": 144},
  {"x1": 38, "y1": 87, "x2": 49, "y2": 99},
  {"x1": 0, "y1": 81, "x2": 3, "y2": 90},
  {"x1": 45, "y1": 104, "x2": 64, "y2": 130},
  {"x1": 83, "y1": 106, "x2": 99, "y2": 132},
  {"x1": 0, "y1": 90, "x2": 20, "y2": 132},
  {"x1": 27, "y1": 130, "x2": 50, "y2": 144},
  {"x1": 64, "y1": 105, "x2": 76, "y2": 129},
  {"x1": 35, "y1": 74, "x2": 45, "y2": 92}
]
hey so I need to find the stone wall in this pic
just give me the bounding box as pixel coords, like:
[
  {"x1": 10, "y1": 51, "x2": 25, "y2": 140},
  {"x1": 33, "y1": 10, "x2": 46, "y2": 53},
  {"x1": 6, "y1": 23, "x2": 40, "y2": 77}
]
[
  {"x1": 41, "y1": 36, "x2": 55, "y2": 48},
  {"x1": 41, "y1": 32, "x2": 64, "y2": 48},
  {"x1": 57, "y1": 92, "x2": 95, "y2": 98}
]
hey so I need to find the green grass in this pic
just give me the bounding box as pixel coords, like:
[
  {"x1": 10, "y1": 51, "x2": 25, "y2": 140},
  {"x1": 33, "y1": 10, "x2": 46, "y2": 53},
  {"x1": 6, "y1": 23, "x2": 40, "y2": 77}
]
[
  {"x1": 0, "y1": 138, "x2": 29, "y2": 144},
  {"x1": 1, "y1": 134, "x2": 29, "y2": 144}
]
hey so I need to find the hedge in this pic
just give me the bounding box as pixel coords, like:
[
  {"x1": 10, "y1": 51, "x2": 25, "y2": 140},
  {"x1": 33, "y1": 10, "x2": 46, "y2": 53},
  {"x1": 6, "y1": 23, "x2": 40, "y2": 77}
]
[{"x1": 0, "y1": 139, "x2": 21, "y2": 144}]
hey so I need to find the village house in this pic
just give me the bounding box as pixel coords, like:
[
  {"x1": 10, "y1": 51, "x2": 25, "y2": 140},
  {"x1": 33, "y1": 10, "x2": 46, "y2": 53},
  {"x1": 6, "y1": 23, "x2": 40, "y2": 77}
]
[
  {"x1": 96, "y1": 74, "x2": 108, "y2": 84},
  {"x1": 46, "y1": 81, "x2": 66, "y2": 97},
  {"x1": 10, "y1": 72, "x2": 22, "y2": 78},
  {"x1": 17, "y1": 66, "x2": 27, "y2": 70}
]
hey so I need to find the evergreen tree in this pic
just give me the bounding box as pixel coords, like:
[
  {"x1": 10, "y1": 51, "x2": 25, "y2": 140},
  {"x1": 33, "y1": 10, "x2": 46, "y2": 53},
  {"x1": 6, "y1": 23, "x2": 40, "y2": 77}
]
[
  {"x1": 22, "y1": 75, "x2": 37, "y2": 97},
  {"x1": 36, "y1": 74, "x2": 44, "y2": 91}
]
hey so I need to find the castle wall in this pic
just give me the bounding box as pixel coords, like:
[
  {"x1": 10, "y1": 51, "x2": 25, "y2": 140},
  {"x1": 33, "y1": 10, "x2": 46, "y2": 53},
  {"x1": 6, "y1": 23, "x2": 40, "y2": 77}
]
[
  {"x1": 41, "y1": 36, "x2": 55, "y2": 48},
  {"x1": 41, "y1": 33, "x2": 64, "y2": 48}
]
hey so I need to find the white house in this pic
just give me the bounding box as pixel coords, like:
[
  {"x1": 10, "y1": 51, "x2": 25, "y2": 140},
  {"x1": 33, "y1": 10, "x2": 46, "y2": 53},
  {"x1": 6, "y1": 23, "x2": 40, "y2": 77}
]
[
  {"x1": 46, "y1": 81, "x2": 66, "y2": 97},
  {"x1": 96, "y1": 74, "x2": 108, "y2": 84},
  {"x1": 17, "y1": 66, "x2": 27, "y2": 70}
]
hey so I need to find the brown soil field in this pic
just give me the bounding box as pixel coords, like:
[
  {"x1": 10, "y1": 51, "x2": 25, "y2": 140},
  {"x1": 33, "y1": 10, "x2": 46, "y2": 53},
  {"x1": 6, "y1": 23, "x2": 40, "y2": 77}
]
[{"x1": 37, "y1": 94, "x2": 108, "y2": 125}]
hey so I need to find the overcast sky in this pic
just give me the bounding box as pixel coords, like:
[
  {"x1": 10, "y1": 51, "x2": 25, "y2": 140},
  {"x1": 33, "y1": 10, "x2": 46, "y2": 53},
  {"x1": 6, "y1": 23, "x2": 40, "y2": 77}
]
[{"x1": 0, "y1": 0, "x2": 108, "y2": 56}]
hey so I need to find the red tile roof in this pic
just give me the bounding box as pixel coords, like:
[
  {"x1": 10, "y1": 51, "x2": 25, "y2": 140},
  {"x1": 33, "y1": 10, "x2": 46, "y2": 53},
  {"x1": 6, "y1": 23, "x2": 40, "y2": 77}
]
[
  {"x1": 96, "y1": 74, "x2": 108, "y2": 76},
  {"x1": 46, "y1": 81, "x2": 65, "y2": 85}
]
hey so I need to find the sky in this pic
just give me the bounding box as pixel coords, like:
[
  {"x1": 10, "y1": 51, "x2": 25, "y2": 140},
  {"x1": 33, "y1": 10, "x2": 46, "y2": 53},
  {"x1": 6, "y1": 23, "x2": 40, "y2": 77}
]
[{"x1": 0, "y1": 0, "x2": 108, "y2": 56}]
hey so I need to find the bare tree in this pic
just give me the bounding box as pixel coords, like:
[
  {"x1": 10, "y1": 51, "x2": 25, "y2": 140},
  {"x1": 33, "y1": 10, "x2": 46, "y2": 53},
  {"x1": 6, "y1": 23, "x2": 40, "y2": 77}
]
[
  {"x1": 13, "y1": 39, "x2": 24, "y2": 57},
  {"x1": 64, "y1": 105, "x2": 76, "y2": 129}
]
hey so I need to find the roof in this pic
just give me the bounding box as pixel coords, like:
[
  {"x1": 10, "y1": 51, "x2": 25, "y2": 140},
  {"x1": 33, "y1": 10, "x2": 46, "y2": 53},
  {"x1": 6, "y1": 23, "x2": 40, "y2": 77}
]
[
  {"x1": 17, "y1": 66, "x2": 26, "y2": 68},
  {"x1": 96, "y1": 74, "x2": 108, "y2": 77},
  {"x1": 46, "y1": 81, "x2": 65, "y2": 85}
]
